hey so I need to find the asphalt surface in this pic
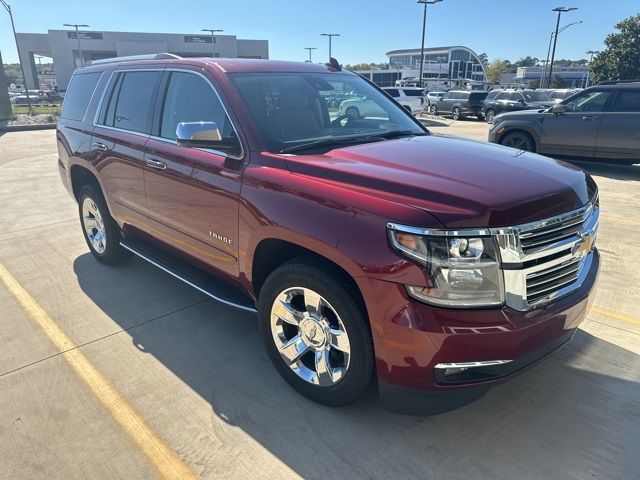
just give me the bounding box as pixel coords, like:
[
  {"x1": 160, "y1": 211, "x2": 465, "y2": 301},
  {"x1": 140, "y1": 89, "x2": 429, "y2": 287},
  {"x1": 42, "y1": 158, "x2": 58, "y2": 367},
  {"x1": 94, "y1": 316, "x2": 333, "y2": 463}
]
[{"x1": 1, "y1": 128, "x2": 639, "y2": 479}]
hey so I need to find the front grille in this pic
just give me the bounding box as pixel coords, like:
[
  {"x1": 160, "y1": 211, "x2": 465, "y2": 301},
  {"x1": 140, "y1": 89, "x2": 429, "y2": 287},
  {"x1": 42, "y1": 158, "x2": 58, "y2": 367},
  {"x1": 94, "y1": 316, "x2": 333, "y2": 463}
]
[
  {"x1": 519, "y1": 208, "x2": 591, "y2": 253},
  {"x1": 526, "y1": 256, "x2": 583, "y2": 304}
]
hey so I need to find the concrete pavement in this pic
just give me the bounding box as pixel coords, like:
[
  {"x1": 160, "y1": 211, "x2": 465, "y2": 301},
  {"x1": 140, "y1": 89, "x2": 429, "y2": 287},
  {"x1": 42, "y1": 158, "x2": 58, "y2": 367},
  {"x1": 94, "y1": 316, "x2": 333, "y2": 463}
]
[{"x1": 0, "y1": 129, "x2": 639, "y2": 479}]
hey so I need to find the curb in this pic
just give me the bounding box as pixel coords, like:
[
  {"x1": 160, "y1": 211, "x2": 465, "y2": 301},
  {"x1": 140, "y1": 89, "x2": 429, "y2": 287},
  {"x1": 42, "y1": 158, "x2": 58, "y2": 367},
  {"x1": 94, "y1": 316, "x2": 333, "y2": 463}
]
[{"x1": 0, "y1": 123, "x2": 57, "y2": 132}]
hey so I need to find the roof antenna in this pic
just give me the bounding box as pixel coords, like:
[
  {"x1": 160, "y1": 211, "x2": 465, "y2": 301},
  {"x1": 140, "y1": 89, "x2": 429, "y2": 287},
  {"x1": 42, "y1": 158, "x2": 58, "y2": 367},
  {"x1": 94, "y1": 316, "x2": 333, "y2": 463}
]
[{"x1": 325, "y1": 57, "x2": 342, "y2": 71}]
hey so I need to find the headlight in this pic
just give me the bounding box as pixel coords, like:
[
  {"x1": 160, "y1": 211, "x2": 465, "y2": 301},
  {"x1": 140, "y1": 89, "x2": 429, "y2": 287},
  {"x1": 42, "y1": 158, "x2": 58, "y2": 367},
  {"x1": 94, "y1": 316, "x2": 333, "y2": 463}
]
[{"x1": 388, "y1": 227, "x2": 504, "y2": 308}]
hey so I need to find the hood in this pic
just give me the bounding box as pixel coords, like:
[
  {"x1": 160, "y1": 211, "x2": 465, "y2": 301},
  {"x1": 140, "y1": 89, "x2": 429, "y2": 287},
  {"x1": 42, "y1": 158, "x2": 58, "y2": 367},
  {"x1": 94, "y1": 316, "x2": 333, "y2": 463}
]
[{"x1": 283, "y1": 135, "x2": 596, "y2": 228}]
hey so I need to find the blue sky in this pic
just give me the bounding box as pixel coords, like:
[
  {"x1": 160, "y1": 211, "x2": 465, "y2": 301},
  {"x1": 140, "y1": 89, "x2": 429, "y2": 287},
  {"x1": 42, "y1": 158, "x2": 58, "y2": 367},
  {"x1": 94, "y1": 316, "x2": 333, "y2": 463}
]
[{"x1": 1, "y1": 0, "x2": 637, "y2": 65}]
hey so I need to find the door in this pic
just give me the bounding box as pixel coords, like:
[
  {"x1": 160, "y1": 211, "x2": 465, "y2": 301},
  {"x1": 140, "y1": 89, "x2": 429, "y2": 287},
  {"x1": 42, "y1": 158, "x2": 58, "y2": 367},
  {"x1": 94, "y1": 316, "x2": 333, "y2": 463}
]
[
  {"x1": 91, "y1": 69, "x2": 162, "y2": 229},
  {"x1": 539, "y1": 89, "x2": 614, "y2": 159},
  {"x1": 595, "y1": 89, "x2": 640, "y2": 162},
  {"x1": 143, "y1": 69, "x2": 244, "y2": 277}
]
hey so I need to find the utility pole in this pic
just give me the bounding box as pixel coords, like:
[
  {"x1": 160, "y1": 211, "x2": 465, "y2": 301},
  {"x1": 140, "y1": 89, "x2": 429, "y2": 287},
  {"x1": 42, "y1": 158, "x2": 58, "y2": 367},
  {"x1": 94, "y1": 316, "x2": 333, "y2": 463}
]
[
  {"x1": 417, "y1": 0, "x2": 442, "y2": 88},
  {"x1": 585, "y1": 50, "x2": 599, "y2": 88},
  {"x1": 63, "y1": 23, "x2": 89, "y2": 67},
  {"x1": 1, "y1": 0, "x2": 32, "y2": 108},
  {"x1": 547, "y1": 7, "x2": 577, "y2": 88},
  {"x1": 304, "y1": 47, "x2": 317, "y2": 63},
  {"x1": 202, "y1": 28, "x2": 223, "y2": 58},
  {"x1": 321, "y1": 33, "x2": 340, "y2": 61}
]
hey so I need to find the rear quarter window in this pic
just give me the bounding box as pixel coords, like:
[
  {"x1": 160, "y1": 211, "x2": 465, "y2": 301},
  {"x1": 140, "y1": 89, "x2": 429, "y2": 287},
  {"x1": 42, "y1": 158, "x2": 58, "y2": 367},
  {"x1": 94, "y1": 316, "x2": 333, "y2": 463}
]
[
  {"x1": 60, "y1": 72, "x2": 102, "y2": 121},
  {"x1": 469, "y1": 92, "x2": 488, "y2": 101},
  {"x1": 402, "y1": 89, "x2": 424, "y2": 96}
]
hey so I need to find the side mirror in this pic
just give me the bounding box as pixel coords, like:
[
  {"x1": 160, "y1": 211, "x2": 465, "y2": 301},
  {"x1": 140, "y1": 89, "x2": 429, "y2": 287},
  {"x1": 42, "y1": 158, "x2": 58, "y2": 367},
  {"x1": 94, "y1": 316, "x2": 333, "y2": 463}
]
[
  {"x1": 550, "y1": 104, "x2": 567, "y2": 115},
  {"x1": 176, "y1": 121, "x2": 222, "y2": 147}
]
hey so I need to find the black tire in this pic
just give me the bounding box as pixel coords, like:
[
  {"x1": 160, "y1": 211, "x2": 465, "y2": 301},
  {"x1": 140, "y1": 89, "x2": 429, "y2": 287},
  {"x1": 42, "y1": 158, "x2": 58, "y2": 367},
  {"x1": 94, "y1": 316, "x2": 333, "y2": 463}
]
[
  {"x1": 500, "y1": 130, "x2": 536, "y2": 152},
  {"x1": 485, "y1": 109, "x2": 496, "y2": 124},
  {"x1": 345, "y1": 107, "x2": 360, "y2": 119},
  {"x1": 257, "y1": 259, "x2": 374, "y2": 406},
  {"x1": 429, "y1": 105, "x2": 438, "y2": 115},
  {"x1": 452, "y1": 107, "x2": 461, "y2": 120},
  {"x1": 78, "y1": 184, "x2": 131, "y2": 265}
]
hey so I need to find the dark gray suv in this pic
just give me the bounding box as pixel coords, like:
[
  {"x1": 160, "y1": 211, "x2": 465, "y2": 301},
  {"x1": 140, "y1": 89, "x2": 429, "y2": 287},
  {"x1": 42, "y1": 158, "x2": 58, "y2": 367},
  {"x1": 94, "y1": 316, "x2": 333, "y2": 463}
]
[{"x1": 488, "y1": 81, "x2": 640, "y2": 164}]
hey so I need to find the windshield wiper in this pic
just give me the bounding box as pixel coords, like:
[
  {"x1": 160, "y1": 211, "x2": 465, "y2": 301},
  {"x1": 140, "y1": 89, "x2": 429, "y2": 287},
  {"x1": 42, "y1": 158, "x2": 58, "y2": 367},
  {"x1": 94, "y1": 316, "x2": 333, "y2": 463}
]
[{"x1": 280, "y1": 130, "x2": 425, "y2": 154}]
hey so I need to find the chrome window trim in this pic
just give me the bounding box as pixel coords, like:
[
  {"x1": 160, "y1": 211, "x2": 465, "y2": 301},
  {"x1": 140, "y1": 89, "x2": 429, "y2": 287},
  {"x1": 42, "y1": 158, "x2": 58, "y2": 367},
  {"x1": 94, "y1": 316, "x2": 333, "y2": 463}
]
[{"x1": 387, "y1": 194, "x2": 599, "y2": 312}]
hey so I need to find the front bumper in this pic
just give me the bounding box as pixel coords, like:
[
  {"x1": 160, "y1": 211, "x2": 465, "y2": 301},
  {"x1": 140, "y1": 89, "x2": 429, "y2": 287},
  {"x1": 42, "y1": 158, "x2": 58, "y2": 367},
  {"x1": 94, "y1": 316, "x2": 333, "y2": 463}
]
[{"x1": 367, "y1": 249, "x2": 599, "y2": 395}]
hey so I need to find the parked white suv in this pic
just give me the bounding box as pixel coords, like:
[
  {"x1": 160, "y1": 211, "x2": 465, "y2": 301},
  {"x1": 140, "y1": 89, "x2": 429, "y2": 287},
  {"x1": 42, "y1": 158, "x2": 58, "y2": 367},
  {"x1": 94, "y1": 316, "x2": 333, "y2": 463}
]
[{"x1": 382, "y1": 87, "x2": 426, "y2": 115}]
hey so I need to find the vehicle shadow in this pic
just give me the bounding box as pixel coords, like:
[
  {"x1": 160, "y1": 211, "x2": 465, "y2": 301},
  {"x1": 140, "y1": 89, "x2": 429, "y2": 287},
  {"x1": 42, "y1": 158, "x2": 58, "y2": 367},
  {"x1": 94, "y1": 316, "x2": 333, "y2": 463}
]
[
  {"x1": 568, "y1": 160, "x2": 640, "y2": 182},
  {"x1": 73, "y1": 253, "x2": 640, "y2": 479}
]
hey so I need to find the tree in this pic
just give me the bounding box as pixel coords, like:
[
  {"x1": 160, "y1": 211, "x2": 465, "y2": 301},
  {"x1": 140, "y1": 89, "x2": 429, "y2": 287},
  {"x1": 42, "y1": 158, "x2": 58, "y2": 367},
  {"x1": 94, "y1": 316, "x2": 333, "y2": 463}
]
[
  {"x1": 485, "y1": 59, "x2": 509, "y2": 84},
  {"x1": 549, "y1": 75, "x2": 566, "y2": 88},
  {"x1": 478, "y1": 52, "x2": 488, "y2": 66},
  {"x1": 590, "y1": 13, "x2": 640, "y2": 83},
  {"x1": 514, "y1": 56, "x2": 539, "y2": 68},
  {"x1": 3, "y1": 63, "x2": 23, "y2": 86}
]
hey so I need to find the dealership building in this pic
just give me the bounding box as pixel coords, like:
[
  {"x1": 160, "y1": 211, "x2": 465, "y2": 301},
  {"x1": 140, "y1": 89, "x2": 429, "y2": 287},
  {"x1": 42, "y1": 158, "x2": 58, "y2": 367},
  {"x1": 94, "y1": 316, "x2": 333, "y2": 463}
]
[
  {"x1": 15, "y1": 29, "x2": 269, "y2": 90},
  {"x1": 355, "y1": 46, "x2": 487, "y2": 89}
]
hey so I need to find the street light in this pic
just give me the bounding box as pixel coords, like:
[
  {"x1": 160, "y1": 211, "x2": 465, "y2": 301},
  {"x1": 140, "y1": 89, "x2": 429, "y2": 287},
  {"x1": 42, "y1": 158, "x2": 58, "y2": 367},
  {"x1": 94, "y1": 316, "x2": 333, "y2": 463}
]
[
  {"x1": 1, "y1": 0, "x2": 32, "y2": 108},
  {"x1": 541, "y1": 20, "x2": 582, "y2": 87},
  {"x1": 547, "y1": 7, "x2": 577, "y2": 88},
  {"x1": 417, "y1": 0, "x2": 442, "y2": 88},
  {"x1": 321, "y1": 33, "x2": 340, "y2": 61},
  {"x1": 304, "y1": 47, "x2": 317, "y2": 63},
  {"x1": 201, "y1": 28, "x2": 223, "y2": 58},
  {"x1": 585, "y1": 50, "x2": 600, "y2": 87},
  {"x1": 63, "y1": 23, "x2": 89, "y2": 67}
]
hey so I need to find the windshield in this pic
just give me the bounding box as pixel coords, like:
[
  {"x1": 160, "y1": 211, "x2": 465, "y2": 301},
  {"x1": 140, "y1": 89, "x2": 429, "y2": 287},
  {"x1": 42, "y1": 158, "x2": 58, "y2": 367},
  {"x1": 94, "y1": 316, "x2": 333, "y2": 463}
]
[
  {"x1": 522, "y1": 91, "x2": 552, "y2": 102},
  {"x1": 230, "y1": 72, "x2": 425, "y2": 153}
]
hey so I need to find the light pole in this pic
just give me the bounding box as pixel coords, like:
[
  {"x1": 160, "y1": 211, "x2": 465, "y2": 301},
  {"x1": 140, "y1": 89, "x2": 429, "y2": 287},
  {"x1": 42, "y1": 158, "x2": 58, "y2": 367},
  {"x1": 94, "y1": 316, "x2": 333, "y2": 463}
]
[
  {"x1": 304, "y1": 47, "x2": 317, "y2": 63},
  {"x1": 547, "y1": 7, "x2": 577, "y2": 88},
  {"x1": 417, "y1": 0, "x2": 442, "y2": 88},
  {"x1": 63, "y1": 23, "x2": 89, "y2": 67},
  {"x1": 1, "y1": 0, "x2": 32, "y2": 108},
  {"x1": 321, "y1": 33, "x2": 340, "y2": 61},
  {"x1": 541, "y1": 20, "x2": 581, "y2": 87},
  {"x1": 201, "y1": 28, "x2": 223, "y2": 58},
  {"x1": 585, "y1": 50, "x2": 599, "y2": 87}
]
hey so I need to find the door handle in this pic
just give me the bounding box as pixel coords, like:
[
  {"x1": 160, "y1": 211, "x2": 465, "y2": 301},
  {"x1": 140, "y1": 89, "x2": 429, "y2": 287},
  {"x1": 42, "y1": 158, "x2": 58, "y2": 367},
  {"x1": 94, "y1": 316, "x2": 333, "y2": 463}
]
[
  {"x1": 93, "y1": 142, "x2": 108, "y2": 152},
  {"x1": 146, "y1": 158, "x2": 167, "y2": 170},
  {"x1": 582, "y1": 115, "x2": 598, "y2": 121}
]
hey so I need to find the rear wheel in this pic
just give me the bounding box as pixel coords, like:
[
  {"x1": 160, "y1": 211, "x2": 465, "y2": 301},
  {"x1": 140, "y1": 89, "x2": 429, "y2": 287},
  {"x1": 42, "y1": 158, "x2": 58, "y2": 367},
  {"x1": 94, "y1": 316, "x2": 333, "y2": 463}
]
[
  {"x1": 429, "y1": 105, "x2": 438, "y2": 115},
  {"x1": 78, "y1": 185, "x2": 131, "y2": 265},
  {"x1": 452, "y1": 107, "x2": 461, "y2": 120},
  {"x1": 500, "y1": 130, "x2": 536, "y2": 152},
  {"x1": 258, "y1": 260, "x2": 374, "y2": 406},
  {"x1": 345, "y1": 107, "x2": 360, "y2": 119}
]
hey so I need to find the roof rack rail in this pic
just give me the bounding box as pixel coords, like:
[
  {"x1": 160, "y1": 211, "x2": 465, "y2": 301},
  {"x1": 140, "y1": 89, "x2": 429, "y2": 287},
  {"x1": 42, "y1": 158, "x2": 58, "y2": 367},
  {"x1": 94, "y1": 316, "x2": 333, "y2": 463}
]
[
  {"x1": 84, "y1": 53, "x2": 181, "y2": 66},
  {"x1": 597, "y1": 79, "x2": 640, "y2": 85}
]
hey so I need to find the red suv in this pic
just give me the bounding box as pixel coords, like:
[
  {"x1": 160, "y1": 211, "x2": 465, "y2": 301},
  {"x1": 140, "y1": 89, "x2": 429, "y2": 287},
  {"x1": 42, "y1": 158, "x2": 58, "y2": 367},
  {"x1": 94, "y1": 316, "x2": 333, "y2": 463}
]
[{"x1": 57, "y1": 54, "x2": 599, "y2": 409}]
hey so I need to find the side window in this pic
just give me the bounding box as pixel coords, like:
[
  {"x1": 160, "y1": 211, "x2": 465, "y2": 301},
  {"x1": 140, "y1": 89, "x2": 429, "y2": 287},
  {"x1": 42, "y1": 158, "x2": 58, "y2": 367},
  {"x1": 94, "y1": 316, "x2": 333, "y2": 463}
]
[
  {"x1": 385, "y1": 88, "x2": 400, "y2": 97},
  {"x1": 564, "y1": 90, "x2": 612, "y2": 113},
  {"x1": 99, "y1": 71, "x2": 160, "y2": 133},
  {"x1": 441, "y1": 92, "x2": 451, "y2": 100},
  {"x1": 160, "y1": 71, "x2": 235, "y2": 141},
  {"x1": 61, "y1": 72, "x2": 102, "y2": 121},
  {"x1": 611, "y1": 90, "x2": 640, "y2": 112}
]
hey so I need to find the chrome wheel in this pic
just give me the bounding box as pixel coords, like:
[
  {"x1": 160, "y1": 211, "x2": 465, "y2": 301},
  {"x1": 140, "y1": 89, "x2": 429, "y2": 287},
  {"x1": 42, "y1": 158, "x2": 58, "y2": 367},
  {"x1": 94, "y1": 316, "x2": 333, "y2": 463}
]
[
  {"x1": 452, "y1": 107, "x2": 460, "y2": 120},
  {"x1": 430, "y1": 105, "x2": 437, "y2": 115},
  {"x1": 485, "y1": 110, "x2": 495, "y2": 123},
  {"x1": 270, "y1": 287, "x2": 351, "y2": 386},
  {"x1": 81, "y1": 196, "x2": 106, "y2": 254}
]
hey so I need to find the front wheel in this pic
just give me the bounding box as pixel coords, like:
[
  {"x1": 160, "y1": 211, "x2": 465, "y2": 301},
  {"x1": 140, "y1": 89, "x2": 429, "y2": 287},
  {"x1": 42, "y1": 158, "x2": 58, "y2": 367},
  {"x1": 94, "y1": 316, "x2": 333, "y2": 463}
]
[
  {"x1": 78, "y1": 185, "x2": 131, "y2": 265},
  {"x1": 258, "y1": 260, "x2": 374, "y2": 406},
  {"x1": 500, "y1": 131, "x2": 535, "y2": 152},
  {"x1": 485, "y1": 109, "x2": 496, "y2": 123}
]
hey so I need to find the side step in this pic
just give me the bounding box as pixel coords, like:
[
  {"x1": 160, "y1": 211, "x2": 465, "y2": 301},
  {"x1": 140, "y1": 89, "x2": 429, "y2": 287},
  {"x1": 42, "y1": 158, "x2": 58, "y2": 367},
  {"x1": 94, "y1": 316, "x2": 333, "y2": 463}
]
[{"x1": 120, "y1": 238, "x2": 257, "y2": 313}]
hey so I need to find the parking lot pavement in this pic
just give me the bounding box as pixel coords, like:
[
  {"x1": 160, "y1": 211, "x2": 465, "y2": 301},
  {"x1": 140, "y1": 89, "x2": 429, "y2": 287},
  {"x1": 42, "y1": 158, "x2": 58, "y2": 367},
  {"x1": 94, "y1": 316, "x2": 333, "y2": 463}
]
[{"x1": 1, "y1": 130, "x2": 639, "y2": 480}]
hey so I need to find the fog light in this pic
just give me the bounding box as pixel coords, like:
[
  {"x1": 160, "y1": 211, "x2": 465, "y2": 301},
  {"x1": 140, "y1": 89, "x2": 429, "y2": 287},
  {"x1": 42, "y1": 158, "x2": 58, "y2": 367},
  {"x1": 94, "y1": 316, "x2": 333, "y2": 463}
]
[{"x1": 444, "y1": 367, "x2": 469, "y2": 376}]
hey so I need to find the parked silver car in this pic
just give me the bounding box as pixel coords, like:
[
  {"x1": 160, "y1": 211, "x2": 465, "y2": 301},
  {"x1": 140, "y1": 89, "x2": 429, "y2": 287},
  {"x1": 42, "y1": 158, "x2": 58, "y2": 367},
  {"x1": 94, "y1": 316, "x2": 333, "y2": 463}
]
[{"x1": 488, "y1": 81, "x2": 640, "y2": 164}]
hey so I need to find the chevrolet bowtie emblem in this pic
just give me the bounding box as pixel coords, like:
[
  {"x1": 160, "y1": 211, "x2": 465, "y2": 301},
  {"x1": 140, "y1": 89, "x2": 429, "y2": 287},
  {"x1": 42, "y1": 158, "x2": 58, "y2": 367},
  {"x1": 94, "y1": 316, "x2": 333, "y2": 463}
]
[{"x1": 572, "y1": 231, "x2": 595, "y2": 258}]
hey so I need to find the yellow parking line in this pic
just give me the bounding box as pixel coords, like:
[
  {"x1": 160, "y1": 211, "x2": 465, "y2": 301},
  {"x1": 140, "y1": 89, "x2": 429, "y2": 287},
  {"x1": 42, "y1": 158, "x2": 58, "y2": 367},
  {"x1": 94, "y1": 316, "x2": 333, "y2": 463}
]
[
  {"x1": 600, "y1": 215, "x2": 640, "y2": 227},
  {"x1": 0, "y1": 262, "x2": 197, "y2": 480},
  {"x1": 590, "y1": 306, "x2": 640, "y2": 327}
]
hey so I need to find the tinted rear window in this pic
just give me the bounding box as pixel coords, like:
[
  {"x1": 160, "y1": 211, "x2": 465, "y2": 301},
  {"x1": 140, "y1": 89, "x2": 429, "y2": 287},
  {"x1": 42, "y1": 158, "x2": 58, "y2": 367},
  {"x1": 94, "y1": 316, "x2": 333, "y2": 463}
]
[
  {"x1": 469, "y1": 92, "x2": 488, "y2": 101},
  {"x1": 384, "y1": 88, "x2": 400, "y2": 97},
  {"x1": 61, "y1": 72, "x2": 102, "y2": 121},
  {"x1": 402, "y1": 89, "x2": 424, "y2": 96},
  {"x1": 99, "y1": 71, "x2": 161, "y2": 133}
]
